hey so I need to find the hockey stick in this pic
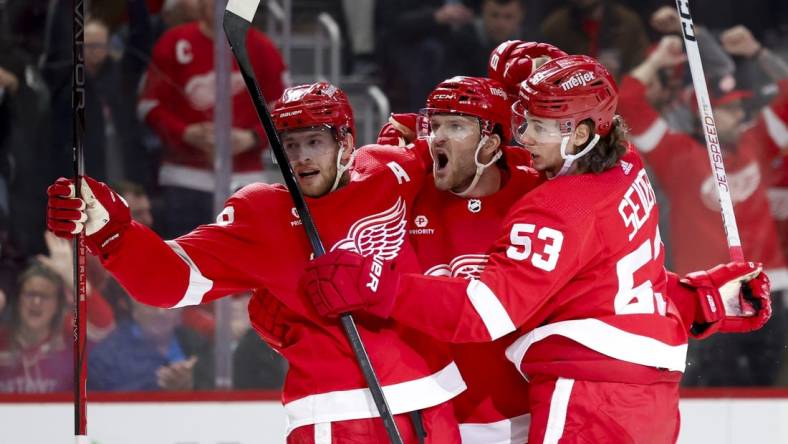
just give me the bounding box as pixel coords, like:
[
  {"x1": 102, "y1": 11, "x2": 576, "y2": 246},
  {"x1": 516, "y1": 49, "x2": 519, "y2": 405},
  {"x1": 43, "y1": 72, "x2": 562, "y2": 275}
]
[
  {"x1": 675, "y1": 0, "x2": 744, "y2": 261},
  {"x1": 71, "y1": 0, "x2": 89, "y2": 442},
  {"x1": 222, "y1": 2, "x2": 404, "y2": 443}
]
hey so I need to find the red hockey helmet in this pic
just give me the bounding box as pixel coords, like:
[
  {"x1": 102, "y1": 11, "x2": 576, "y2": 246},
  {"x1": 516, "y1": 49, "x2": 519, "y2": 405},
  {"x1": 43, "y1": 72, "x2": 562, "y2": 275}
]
[
  {"x1": 271, "y1": 82, "x2": 355, "y2": 140},
  {"x1": 513, "y1": 55, "x2": 618, "y2": 139},
  {"x1": 422, "y1": 76, "x2": 513, "y2": 142}
]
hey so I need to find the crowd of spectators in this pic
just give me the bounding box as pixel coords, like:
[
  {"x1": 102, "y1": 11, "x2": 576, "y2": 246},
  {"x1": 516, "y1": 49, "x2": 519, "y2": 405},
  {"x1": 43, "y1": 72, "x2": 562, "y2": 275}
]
[{"x1": 0, "y1": 0, "x2": 785, "y2": 394}]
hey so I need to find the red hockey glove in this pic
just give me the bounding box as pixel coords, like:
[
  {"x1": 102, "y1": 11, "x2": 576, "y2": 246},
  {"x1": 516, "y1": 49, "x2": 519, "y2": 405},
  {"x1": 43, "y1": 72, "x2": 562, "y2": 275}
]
[
  {"x1": 47, "y1": 176, "x2": 131, "y2": 256},
  {"x1": 376, "y1": 113, "x2": 418, "y2": 146},
  {"x1": 682, "y1": 261, "x2": 771, "y2": 337},
  {"x1": 301, "y1": 249, "x2": 399, "y2": 318},
  {"x1": 248, "y1": 289, "x2": 295, "y2": 352},
  {"x1": 488, "y1": 40, "x2": 567, "y2": 94}
]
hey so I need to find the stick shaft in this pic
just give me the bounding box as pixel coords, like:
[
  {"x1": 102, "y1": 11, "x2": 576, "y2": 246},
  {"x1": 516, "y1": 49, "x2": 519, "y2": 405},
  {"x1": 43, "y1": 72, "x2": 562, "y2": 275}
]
[
  {"x1": 72, "y1": 0, "x2": 88, "y2": 438},
  {"x1": 675, "y1": 0, "x2": 744, "y2": 261}
]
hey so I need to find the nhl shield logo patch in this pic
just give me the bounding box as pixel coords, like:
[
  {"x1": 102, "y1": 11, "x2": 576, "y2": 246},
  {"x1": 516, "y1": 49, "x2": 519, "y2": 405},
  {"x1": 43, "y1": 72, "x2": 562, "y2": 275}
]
[{"x1": 467, "y1": 199, "x2": 482, "y2": 213}]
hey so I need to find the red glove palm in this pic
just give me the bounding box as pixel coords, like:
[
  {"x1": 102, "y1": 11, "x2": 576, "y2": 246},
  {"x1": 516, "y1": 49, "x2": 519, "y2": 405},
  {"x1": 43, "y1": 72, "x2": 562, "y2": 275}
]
[
  {"x1": 301, "y1": 249, "x2": 399, "y2": 318},
  {"x1": 376, "y1": 113, "x2": 418, "y2": 146},
  {"x1": 682, "y1": 261, "x2": 771, "y2": 337},
  {"x1": 47, "y1": 176, "x2": 131, "y2": 256}
]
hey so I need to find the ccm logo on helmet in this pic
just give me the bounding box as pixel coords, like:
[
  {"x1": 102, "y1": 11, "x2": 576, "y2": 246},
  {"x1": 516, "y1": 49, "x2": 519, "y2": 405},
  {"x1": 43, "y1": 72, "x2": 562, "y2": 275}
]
[
  {"x1": 432, "y1": 94, "x2": 455, "y2": 101},
  {"x1": 560, "y1": 71, "x2": 596, "y2": 91},
  {"x1": 278, "y1": 110, "x2": 303, "y2": 118}
]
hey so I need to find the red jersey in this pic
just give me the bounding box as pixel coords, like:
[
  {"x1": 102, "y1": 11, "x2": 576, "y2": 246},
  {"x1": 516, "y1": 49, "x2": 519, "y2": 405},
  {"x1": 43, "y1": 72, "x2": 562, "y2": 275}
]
[
  {"x1": 101, "y1": 146, "x2": 464, "y2": 434},
  {"x1": 137, "y1": 22, "x2": 288, "y2": 191},
  {"x1": 0, "y1": 330, "x2": 73, "y2": 393},
  {"x1": 410, "y1": 146, "x2": 542, "y2": 441},
  {"x1": 391, "y1": 149, "x2": 688, "y2": 386},
  {"x1": 619, "y1": 76, "x2": 788, "y2": 289}
]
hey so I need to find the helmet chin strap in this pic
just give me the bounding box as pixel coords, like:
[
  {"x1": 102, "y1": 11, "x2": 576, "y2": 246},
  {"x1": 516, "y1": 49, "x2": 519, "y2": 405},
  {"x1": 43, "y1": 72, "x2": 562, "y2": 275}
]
[
  {"x1": 330, "y1": 142, "x2": 356, "y2": 192},
  {"x1": 552, "y1": 133, "x2": 600, "y2": 178},
  {"x1": 453, "y1": 135, "x2": 502, "y2": 197}
]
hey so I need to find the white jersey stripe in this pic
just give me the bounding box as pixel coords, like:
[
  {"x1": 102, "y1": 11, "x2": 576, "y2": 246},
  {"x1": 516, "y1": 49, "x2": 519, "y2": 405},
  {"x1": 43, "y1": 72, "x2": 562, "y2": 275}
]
[
  {"x1": 466, "y1": 279, "x2": 517, "y2": 341},
  {"x1": 506, "y1": 318, "x2": 687, "y2": 373},
  {"x1": 630, "y1": 117, "x2": 668, "y2": 153},
  {"x1": 166, "y1": 240, "x2": 214, "y2": 307},
  {"x1": 283, "y1": 362, "x2": 466, "y2": 435},
  {"x1": 313, "y1": 422, "x2": 331, "y2": 444},
  {"x1": 459, "y1": 413, "x2": 531, "y2": 444},
  {"x1": 544, "y1": 378, "x2": 574, "y2": 444}
]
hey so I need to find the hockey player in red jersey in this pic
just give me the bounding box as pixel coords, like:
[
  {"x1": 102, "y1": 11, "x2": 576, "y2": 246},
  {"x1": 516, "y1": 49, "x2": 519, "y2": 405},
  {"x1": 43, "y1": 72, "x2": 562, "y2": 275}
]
[
  {"x1": 303, "y1": 56, "x2": 772, "y2": 443},
  {"x1": 47, "y1": 82, "x2": 465, "y2": 443},
  {"x1": 406, "y1": 76, "x2": 540, "y2": 443}
]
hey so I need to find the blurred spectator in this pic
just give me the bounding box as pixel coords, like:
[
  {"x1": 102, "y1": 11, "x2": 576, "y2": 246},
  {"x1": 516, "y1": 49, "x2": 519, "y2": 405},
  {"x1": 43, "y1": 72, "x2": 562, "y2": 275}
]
[
  {"x1": 375, "y1": 0, "x2": 476, "y2": 111},
  {"x1": 137, "y1": 0, "x2": 287, "y2": 238},
  {"x1": 446, "y1": 0, "x2": 528, "y2": 78},
  {"x1": 231, "y1": 291, "x2": 286, "y2": 389},
  {"x1": 82, "y1": 18, "x2": 149, "y2": 186},
  {"x1": 0, "y1": 262, "x2": 71, "y2": 393},
  {"x1": 1, "y1": 0, "x2": 51, "y2": 257},
  {"x1": 34, "y1": 232, "x2": 117, "y2": 343},
  {"x1": 233, "y1": 328, "x2": 287, "y2": 389},
  {"x1": 541, "y1": 0, "x2": 649, "y2": 78},
  {"x1": 619, "y1": 33, "x2": 787, "y2": 386},
  {"x1": 88, "y1": 296, "x2": 214, "y2": 391}
]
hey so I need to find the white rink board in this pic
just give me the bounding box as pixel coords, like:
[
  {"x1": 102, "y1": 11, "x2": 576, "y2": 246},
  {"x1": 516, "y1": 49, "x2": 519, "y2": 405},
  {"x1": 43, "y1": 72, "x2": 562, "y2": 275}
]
[{"x1": 1, "y1": 399, "x2": 787, "y2": 444}]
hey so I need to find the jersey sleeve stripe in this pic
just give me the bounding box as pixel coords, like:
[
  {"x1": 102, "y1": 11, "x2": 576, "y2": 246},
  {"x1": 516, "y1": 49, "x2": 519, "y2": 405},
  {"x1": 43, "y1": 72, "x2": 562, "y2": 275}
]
[
  {"x1": 763, "y1": 106, "x2": 788, "y2": 148},
  {"x1": 166, "y1": 240, "x2": 214, "y2": 307},
  {"x1": 505, "y1": 318, "x2": 687, "y2": 373},
  {"x1": 466, "y1": 279, "x2": 517, "y2": 340},
  {"x1": 630, "y1": 117, "x2": 668, "y2": 153}
]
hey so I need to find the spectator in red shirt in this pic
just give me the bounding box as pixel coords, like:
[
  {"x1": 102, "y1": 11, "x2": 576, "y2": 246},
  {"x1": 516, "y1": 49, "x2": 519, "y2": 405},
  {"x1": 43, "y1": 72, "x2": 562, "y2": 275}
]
[
  {"x1": 0, "y1": 262, "x2": 72, "y2": 393},
  {"x1": 138, "y1": 0, "x2": 288, "y2": 238}
]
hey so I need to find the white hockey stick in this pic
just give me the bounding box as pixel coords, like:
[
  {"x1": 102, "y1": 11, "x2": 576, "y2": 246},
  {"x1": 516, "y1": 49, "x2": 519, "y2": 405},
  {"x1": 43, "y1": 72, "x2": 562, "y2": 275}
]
[{"x1": 675, "y1": 0, "x2": 744, "y2": 261}]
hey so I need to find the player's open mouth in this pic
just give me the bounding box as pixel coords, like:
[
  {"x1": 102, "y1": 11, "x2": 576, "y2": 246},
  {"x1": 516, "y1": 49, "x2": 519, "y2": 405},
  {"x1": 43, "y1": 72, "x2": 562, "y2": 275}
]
[
  {"x1": 435, "y1": 151, "x2": 449, "y2": 170},
  {"x1": 298, "y1": 170, "x2": 319, "y2": 178}
]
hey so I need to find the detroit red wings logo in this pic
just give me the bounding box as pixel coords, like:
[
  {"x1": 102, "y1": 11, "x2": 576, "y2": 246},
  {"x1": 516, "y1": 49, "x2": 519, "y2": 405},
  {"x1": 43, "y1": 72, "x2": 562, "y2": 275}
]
[
  {"x1": 425, "y1": 254, "x2": 489, "y2": 279},
  {"x1": 700, "y1": 161, "x2": 761, "y2": 210},
  {"x1": 331, "y1": 198, "x2": 407, "y2": 260}
]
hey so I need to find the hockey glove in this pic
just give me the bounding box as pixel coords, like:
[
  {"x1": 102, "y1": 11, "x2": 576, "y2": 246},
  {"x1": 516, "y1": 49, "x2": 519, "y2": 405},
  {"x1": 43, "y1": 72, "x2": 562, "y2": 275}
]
[
  {"x1": 301, "y1": 249, "x2": 399, "y2": 319},
  {"x1": 377, "y1": 113, "x2": 418, "y2": 146},
  {"x1": 488, "y1": 40, "x2": 567, "y2": 94},
  {"x1": 248, "y1": 289, "x2": 295, "y2": 352},
  {"x1": 47, "y1": 176, "x2": 131, "y2": 256},
  {"x1": 682, "y1": 261, "x2": 771, "y2": 338}
]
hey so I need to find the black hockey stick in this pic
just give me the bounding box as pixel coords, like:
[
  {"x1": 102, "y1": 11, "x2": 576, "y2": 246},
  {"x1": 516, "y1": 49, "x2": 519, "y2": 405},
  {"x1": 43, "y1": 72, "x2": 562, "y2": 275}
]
[
  {"x1": 71, "y1": 0, "x2": 89, "y2": 442},
  {"x1": 222, "y1": 3, "x2": 404, "y2": 443}
]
